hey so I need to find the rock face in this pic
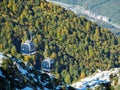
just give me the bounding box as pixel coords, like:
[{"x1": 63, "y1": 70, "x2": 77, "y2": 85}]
[{"x1": 0, "y1": 55, "x2": 75, "y2": 90}]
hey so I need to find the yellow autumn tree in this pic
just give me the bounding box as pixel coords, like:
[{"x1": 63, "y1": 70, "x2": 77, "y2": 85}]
[
  {"x1": 80, "y1": 71, "x2": 86, "y2": 79},
  {"x1": 0, "y1": 44, "x2": 2, "y2": 51}
]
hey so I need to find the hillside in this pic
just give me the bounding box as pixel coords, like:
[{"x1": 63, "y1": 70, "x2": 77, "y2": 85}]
[
  {"x1": 51, "y1": 0, "x2": 120, "y2": 35},
  {"x1": 72, "y1": 68, "x2": 120, "y2": 90},
  {"x1": 0, "y1": 53, "x2": 74, "y2": 90},
  {"x1": 0, "y1": 53, "x2": 120, "y2": 90},
  {"x1": 0, "y1": 0, "x2": 120, "y2": 85},
  {"x1": 53, "y1": 0, "x2": 120, "y2": 25}
]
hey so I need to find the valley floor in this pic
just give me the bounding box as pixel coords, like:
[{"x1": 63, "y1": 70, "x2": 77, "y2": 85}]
[{"x1": 46, "y1": 0, "x2": 120, "y2": 35}]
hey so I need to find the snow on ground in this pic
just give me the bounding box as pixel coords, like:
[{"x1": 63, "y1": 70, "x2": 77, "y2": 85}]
[
  {"x1": 71, "y1": 68, "x2": 120, "y2": 90},
  {"x1": 36, "y1": 87, "x2": 41, "y2": 90},
  {"x1": 41, "y1": 81, "x2": 49, "y2": 86},
  {"x1": 47, "y1": 72, "x2": 54, "y2": 79},
  {"x1": 44, "y1": 87, "x2": 49, "y2": 90},
  {"x1": 0, "y1": 52, "x2": 3, "y2": 65},
  {"x1": 22, "y1": 87, "x2": 33, "y2": 90},
  {"x1": 16, "y1": 63, "x2": 28, "y2": 74},
  {"x1": 56, "y1": 86, "x2": 61, "y2": 90},
  {"x1": 0, "y1": 70, "x2": 6, "y2": 78},
  {"x1": 0, "y1": 52, "x2": 56, "y2": 89}
]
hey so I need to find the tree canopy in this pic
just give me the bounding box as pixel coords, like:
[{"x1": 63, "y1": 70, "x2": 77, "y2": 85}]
[{"x1": 0, "y1": 0, "x2": 120, "y2": 84}]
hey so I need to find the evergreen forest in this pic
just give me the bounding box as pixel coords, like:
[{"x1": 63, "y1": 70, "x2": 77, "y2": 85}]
[{"x1": 0, "y1": 0, "x2": 120, "y2": 84}]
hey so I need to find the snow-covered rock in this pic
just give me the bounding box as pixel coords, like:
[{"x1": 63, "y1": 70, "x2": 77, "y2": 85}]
[
  {"x1": 22, "y1": 87, "x2": 33, "y2": 90},
  {"x1": 0, "y1": 70, "x2": 6, "y2": 78},
  {"x1": 0, "y1": 52, "x2": 73, "y2": 90},
  {"x1": 72, "y1": 68, "x2": 120, "y2": 90},
  {"x1": 0, "y1": 53, "x2": 4, "y2": 66}
]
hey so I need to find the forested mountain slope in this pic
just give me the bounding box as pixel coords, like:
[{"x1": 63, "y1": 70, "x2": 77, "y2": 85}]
[
  {"x1": 0, "y1": 53, "x2": 74, "y2": 89},
  {"x1": 0, "y1": 0, "x2": 120, "y2": 84}
]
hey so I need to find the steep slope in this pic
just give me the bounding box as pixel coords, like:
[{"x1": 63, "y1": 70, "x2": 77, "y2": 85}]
[
  {"x1": 0, "y1": 53, "x2": 74, "y2": 90},
  {"x1": 0, "y1": 53, "x2": 120, "y2": 89},
  {"x1": 72, "y1": 68, "x2": 120, "y2": 90},
  {"x1": 0, "y1": 0, "x2": 120, "y2": 84}
]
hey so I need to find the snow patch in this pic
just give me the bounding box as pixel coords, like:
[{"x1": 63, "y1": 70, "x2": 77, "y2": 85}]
[
  {"x1": 36, "y1": 87, "x2": 41, "y2": 90},
  {"x1": 44, "y1": 87, "x2": 49, "y2": 90},
  {"x1": 16, "y1": 64, "x2": 28, "y2": 74},
  {"x1": 22, "y1": 87, "x2": 33, "y2": 90},
  {"x1": 0, "y1": 52, "x2": 4, "y2": 66},
  {"x1": 72, "y1": 68, "x2": 120, "y2": 90},
  {"x1": 0, "y1": 70, "x2": 6, "y2": 78}
]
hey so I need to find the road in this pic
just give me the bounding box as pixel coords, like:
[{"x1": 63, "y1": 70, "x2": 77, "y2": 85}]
[{"x1": 46, "y1": 0, "x2": 120, "y2": 30}]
